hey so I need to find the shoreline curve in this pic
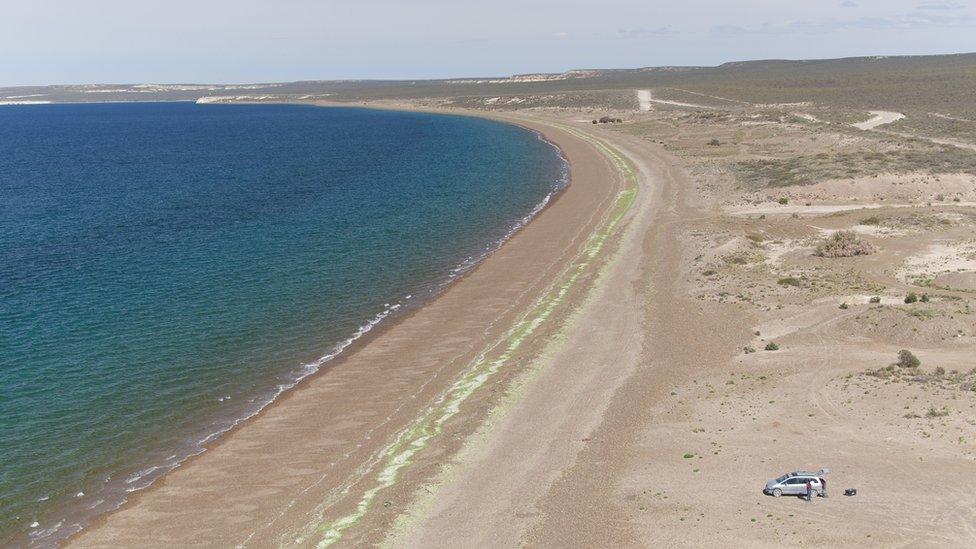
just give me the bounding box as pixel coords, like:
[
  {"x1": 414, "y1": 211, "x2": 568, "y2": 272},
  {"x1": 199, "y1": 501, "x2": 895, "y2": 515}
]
[{"x1": 66, "y1": 106, "x2": 632, "y2": 548}]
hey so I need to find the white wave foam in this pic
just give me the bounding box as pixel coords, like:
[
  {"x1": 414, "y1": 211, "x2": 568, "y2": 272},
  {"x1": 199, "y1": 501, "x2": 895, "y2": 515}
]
[{"x1": 0, "y1": 100, "x2": 52, "y2": 106}]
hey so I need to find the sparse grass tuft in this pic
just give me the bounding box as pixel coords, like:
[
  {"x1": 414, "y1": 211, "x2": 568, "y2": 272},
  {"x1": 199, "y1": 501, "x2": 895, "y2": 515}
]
[{"x1": 926, "y1": 406, "x2": 949, "y2": 418}]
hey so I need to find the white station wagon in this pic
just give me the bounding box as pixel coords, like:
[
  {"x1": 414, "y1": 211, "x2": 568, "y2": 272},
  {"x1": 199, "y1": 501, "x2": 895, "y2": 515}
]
[{"x1": 764, "y1": 470, "x2": 828, "y2": 497}]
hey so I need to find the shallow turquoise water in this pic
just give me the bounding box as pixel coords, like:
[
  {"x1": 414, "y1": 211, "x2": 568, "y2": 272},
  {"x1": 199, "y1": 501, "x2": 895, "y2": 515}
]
[{"x1": 0, "y1": 102, "x2": 565, "y2": 545}]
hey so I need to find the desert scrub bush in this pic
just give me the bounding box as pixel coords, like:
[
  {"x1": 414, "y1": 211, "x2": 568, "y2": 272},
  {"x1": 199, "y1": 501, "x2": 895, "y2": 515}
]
[
  {"x1": 708, "y1": 138, "x2": 721, "y2": 146},
  {"x1": 764, "y1": 342, "x2": 780, "y2": 351},
  {"x1": 778, "y1": 197, "x2": 789, "y2": 205},
  {"x1": 777, "y1": 277, "x2": 801, "y2": 287},
  {"x1": 904, "y1": 292, "x2": 918, "y2": 304},
  {"x1": 744, "y1": 346, "x2": 756, "y2": 353},
  {"x1": 897, "y1": 349, "x2": 921, "y2": 369},
  {"x1": 839, "y1": 302, "x2": 849, "y2": 309},
  {"x1": 920, "y1": 293, "x2": 930, "y2": 303},
  {"x1": 860, "y1": 216, "x2": 881, "y2": 226},
  {"x1": 869, "y1": 296, "x2": 882, "y2": 303},
  {"x1": 814, "y1": 231, "x2": 879, "y2": 258}
]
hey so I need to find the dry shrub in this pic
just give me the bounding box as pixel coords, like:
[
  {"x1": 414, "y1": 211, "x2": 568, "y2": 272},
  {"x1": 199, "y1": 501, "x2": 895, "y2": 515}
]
[{"x1": 815, "y1": 230, "x2": 879, "y2": 258}]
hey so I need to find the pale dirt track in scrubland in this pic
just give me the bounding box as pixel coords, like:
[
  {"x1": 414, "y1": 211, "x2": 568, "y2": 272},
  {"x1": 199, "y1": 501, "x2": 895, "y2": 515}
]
[
  {"x1": 637, "y1": 89, "x2": 714, "y2": 111},
  {"x1": 853, "y1": 111, "x2": 906, "y2": 131}
]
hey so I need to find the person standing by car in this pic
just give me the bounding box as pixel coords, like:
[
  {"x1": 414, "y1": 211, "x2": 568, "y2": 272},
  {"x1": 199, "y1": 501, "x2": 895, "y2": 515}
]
[
  {"x1": 805, "y1": 479, "x2": 813, "y2": 502},
  {"x1": 820, "y1": 477, "x2": 828, "y2": 498}
]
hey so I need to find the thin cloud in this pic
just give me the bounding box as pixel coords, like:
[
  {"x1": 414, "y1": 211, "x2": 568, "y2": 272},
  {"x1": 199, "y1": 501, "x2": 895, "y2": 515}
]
[
  {"x1": 617, "y1": 26, "x2": 678, "y2": 38},
  {"x1": 916, "y1": 0, "x2": 965, "y2": 10},
  {"x1": 840, "y1": 1, "x2": 858, "y2": 7},
  {"x1": 712, "y1": 11, "x2": 975, "y2": 35}
]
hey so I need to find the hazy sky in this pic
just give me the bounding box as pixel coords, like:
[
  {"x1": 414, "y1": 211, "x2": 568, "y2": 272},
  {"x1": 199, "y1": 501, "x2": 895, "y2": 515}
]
[{"x1": 2, "y1": 0, "x2": 975, "y2": 86}]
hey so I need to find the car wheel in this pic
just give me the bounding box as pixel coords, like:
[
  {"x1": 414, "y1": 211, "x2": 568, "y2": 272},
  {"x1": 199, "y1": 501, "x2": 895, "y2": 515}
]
[{"x1": 772, "y1": 488, "x2": 782, "y2": 497}]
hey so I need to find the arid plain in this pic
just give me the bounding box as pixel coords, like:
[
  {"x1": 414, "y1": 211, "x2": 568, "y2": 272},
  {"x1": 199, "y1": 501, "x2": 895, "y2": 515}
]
[
  {"x1": 47, "y1": 55, "x2": 976, "y2": 547},
  {"x1": 368, "y1": 78, "x2": 976, "y2": 547}
]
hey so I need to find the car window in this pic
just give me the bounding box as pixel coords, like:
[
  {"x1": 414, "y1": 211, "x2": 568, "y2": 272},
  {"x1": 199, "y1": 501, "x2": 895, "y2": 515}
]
[{"x1": 776, "y1": 475, "x2": 789, "y2": 483}]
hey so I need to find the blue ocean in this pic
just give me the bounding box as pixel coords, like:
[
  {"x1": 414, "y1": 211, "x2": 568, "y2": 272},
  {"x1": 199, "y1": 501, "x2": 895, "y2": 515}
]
[{"x1": 0, "y1": 102, "x2": 566, "y2": 545}]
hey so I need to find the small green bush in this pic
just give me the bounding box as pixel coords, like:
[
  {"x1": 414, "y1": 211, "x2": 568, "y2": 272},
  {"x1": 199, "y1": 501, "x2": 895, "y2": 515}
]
[
  {"x1": 897, "y1": 349, "x2": 921, "y2": 368},
  {"x1": 905, "y1": 292, "x2": 918, "y2": 304},
  {"x1": 765, "y1": 342, "x2": 780, "y2": 351},
  {"x1": 920, "y1": 294, "x2": 930, "y2": 303},
  {"x1": 839, "y1": 302, "x2": 849, "y2": 310},
  {"x1": 778, "y1": 197, "x2": 789, "y2": 205}
]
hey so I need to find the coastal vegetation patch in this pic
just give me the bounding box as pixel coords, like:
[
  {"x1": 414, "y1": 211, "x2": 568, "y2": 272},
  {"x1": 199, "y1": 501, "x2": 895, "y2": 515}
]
[{"x1": 733, "y1": 147, "x2": 976, "y2": 189}]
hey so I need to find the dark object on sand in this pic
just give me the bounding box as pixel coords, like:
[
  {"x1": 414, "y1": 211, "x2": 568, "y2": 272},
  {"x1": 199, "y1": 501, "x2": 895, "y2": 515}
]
[{"x1": 844, "y1": 488, "x2": 857, "y2": 496}]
